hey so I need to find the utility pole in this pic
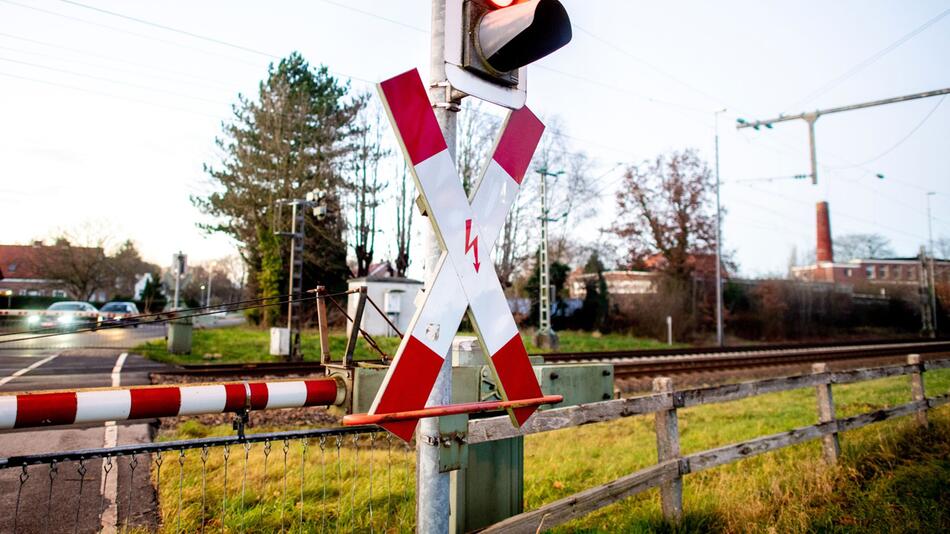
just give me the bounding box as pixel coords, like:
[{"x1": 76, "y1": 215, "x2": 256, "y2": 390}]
[
  {"x1": 927, "y1": 192, "x2": 938, "y2": 334},
  {"x1": 172, "y1": 251, "x2": 185, "y2": 309},
  {"x1": 919, "y1": 245, "x2": 935, "y2": 338},
  {"x1": 714, "y1": 109, "x2": 725, "y2": 347},
  {"x1": 534, "y1": 166, "x2": 563, "y2": 350},
  {"x1": 737, "y1": 87, "x2": 949, "y2": 184}
]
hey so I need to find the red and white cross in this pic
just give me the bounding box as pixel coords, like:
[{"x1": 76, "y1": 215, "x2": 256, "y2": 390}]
[{"x1": 369, "y1": 69, "x2": 546, "y2": 441}]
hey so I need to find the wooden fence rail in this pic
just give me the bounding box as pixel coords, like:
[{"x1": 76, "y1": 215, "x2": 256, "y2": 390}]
[{"x1": 478, "y1": 354, "x2": 947, "y2": 533}]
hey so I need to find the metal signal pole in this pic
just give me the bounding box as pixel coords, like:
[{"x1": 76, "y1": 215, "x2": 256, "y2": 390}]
[
  {"x1": 535, "y1": 166, "x2": 562, "y2": 350},
  {"x1": 714, "y1": 109, "x2": 725, "y2": 347},
  {"x1": 737, "y1": 87, "x2": 950, "y2": 184},
  {"x1": 417, "y1": 1, "x2": 458, "y2": 531}
]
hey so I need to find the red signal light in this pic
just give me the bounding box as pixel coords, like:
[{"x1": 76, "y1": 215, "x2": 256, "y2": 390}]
[{"x1": 488, "y1": 0, "x2": 515, "y2": 7}]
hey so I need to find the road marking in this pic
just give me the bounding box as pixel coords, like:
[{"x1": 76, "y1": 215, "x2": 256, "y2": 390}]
[
  {"x1": 0, "y1": 352, "x2": 60, "y2": 386},
  {"x1": 100, "y1": 352, "x2": 127, "y2": 533}
]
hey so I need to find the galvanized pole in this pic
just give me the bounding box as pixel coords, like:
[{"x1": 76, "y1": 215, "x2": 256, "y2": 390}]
[
  {"x1": 417, "y1": 1, "x2": 456, "y2": 532},
  {"x1": 173, "y1": 251, "x2": 182, "y2": 309},
  {"x1": 714, "y1": 110, "x2": 725, "y2": 347},
  {"x1": 286, "y1": 201, "x2": 305, "y2": 361},
  {"x1": 539, "y1": 170, "x2": 550, "y2": 335},
  {"x1": 927, "y1": 192, "x2": 938, "y2": 334}
]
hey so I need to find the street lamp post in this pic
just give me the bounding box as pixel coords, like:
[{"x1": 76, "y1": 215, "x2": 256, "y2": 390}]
[
  {"x1": 927, "y1": 192, "x2": 938, "y2": 333},
  {"x1": 714, "y1": 109, "x2": 726, "y2": 347}
]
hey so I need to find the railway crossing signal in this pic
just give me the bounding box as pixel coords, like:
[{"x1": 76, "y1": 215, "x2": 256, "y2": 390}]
[
  {"x1": 368, "y1": 68, "x2": 546, "y2": 441},
  {"x1": 445, "y1": 0, "x2": 573, "y2": 109}
]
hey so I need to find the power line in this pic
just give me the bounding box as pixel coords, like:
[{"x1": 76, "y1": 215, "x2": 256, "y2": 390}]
[
  {"x1": 829, "y1": 95, "x2": 947, "y2": 168},
  {"x1": 784, "y1": 6, "x2": 950, "y2": 112},
  {"x1": 0, "y1": 55, "x2": 225, "y2": 104},
  {"x1": 0, "y1": 0, "x2": 261, "y2": 66},
  {"x1": 55, "y1": 0, "x2": 279, "y2": 58},
  {"x1": 0, "y1": 71, "x2": 222, "y2": 118}
]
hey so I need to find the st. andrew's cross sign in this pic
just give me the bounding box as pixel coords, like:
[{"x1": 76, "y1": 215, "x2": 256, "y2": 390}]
[{"x1": 368, "y1": 68, "x2": 546, "y2": 441}]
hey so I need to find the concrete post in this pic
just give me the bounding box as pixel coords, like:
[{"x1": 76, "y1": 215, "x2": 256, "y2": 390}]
[
  {"x1": 653, "y1": 377, "x2": 682, "y2": 522},
  {"x1": 811, "y1": 363, "x2": 840, "y2": 464},
  {"x1": 908, "y1": 354, "x2": 928, "y2": 426}
]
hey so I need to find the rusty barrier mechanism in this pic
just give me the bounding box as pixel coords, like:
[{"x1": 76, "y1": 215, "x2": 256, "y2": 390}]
[{"x1": 0, "y1": 377, "x2": 345, "y2": 431}]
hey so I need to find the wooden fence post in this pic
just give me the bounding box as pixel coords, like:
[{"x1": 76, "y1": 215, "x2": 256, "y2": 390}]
[
  {"x1": 811, "y1": 363, "x2": 840, "y2": 464},
  {"x1": 652, "y1": 377, "x2": 682, "y2": 522},
  {"x1": 908, "y1": 354, "x2": 928, "y2": 426}
]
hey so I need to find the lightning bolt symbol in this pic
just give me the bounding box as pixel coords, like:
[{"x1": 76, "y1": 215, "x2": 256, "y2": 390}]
[{"x1": 464, "y1": 218, "x2": 480, "y2": 273}]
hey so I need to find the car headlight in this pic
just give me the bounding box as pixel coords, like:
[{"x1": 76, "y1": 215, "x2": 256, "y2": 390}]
[
  {"x1": 58, "y1": 315, "x2": 74, "y2": 324},
  {"x1": 27, "y1": 315, "x2": 39, "y2": 324}
]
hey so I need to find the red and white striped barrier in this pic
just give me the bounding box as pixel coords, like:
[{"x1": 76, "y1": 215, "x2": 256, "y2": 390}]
[{"x1": 0, "y1": 378, "x2": 344, "y2": 430}]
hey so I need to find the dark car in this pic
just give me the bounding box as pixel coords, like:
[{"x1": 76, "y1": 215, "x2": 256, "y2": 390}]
[
  {"x1": 99, "y1": 301, "x2": 141, "y2": 327},
  {"x1": 28, "y1": 301, "x2": 100, "y2": 331}
]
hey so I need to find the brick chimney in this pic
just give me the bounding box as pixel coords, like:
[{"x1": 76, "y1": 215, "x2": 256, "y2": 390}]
[{"x1": 816, "y1": 201, "x2": 833, "y2": 263}]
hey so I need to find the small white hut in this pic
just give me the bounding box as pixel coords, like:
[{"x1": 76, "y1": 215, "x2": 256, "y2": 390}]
[{"x1": 347, "y1": 263, "x2": 423, "y2": 337}]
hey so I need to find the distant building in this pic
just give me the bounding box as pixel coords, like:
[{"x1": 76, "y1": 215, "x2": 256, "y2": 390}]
[
  {"x1": 790, "y1": 201, "x2": 950, "y2": 286},
  {"x1": 568, "y1": 270, "x2": 658, "y2": 299},
  {"x1": 0, "y1": 242, "x2": 108, "y2": 300}
]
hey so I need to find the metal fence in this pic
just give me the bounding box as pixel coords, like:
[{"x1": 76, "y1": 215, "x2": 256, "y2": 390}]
[{"x1": 1, "y1": 425, "x2": 415, "y2": 533}]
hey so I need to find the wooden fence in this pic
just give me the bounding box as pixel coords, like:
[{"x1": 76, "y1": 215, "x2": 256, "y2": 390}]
[{"x1": 470, "y1": 354, "x2": 947, "y2": 533}]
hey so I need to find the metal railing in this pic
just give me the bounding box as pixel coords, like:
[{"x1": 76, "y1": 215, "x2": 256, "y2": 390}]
[{"x1": 1, "y1": 424, "x2": 415, "y2": 533}]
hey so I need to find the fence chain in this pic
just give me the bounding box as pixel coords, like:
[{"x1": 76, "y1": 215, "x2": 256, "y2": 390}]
[
  {"x1": 222, "y1": 443, "x2": 231, "y2": 526},
  {"x1": 98, "y1": 456, "x2": 114, "y2": 531},
  {"x1": 368, "y1": 432, "x2": 376, "y2": 534},
  {"x1": 319, "y1": 436, "x2": 327, "y2": 534},
  {"x1": 13, "y1": 464, "x2": 28, "y2": 534},
  {"x1": 386, "y1": 433, "x2": 393, "y2": 530},
  {"x1": 46, "y1": 460, "x2": 58, "y2": 533},
  {"x1": 177, "y1": 448, "x2": 185, "y2": 533},
  {"x1": 241, "y1": 442, "x2": 250, "y2": 533},
  {"x1": 200, "y1": 445, "x2": 210, "y2": 534},
  {"x1": 335, "y1": 435, "x2": 343, "y2": 530},
  {"x1": 126, "y1": 454, "x2": 138, "y2": 531},
  {"x1": 281, "y1": 438, "x2": 289, "y2": 533},
  {"x1": 351, "y1": 433, "x2": 360, "y2": 528},
  {"x1": 74, "y1": 458, "x2": 88, "y2": 534},
  {"x1": 300, "y1": 439, "x2": 309, "y2": 528}
]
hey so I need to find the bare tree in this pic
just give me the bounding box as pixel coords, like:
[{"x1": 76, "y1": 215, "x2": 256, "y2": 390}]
[
  {"x1": 612, "y1": 149, "x2": 717, "y2": 282},
  {"x1": 394, "y1": 163, "x2": 414, "y2": 277},
  {"x1": 348, "y1": 104, "x2": 389, "y2": 277},
  {"x1": 456, "y1": 99, "x2": 500, "y2": 194},
  {"x1": 834, "y1": 233, "x2": 895, "y2": 261},
  {"x1": 36, "y1": 224, "x2": 112, "y2": 301},
  {"x1": 935, "y1": 237, "x2": 950, "y2": 260}
]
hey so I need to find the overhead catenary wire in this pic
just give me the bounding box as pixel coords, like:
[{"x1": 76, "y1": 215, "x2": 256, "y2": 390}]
[{"x1": 784, "y1": 6, "x2": 950, "y2": 112}]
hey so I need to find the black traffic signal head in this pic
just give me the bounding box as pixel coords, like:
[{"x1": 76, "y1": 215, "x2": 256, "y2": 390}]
[{"x1": 463, "y1": 0, "x2": 572, "y2": 87}]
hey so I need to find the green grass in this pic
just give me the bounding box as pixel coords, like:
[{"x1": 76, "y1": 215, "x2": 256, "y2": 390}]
[
  {"x1": 135, "y1": 325, "x2": 675, "y2": 365},
  {"x1": 154, "y1": 368, "x2": 950, "y2": 532}
]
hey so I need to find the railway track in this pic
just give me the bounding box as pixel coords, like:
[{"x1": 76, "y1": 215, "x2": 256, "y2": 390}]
[{"x1": 153, "y1": 338, "x2": 950, "y2": 379}]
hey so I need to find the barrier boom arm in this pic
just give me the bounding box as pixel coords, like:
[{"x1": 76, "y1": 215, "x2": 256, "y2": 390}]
[{"x1": 0, "y1": 377, "x2": 344, "y2": 430}]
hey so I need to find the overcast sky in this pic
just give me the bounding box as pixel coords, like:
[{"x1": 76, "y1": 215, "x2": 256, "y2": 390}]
[{"x1": 1, "y1": 0, "x2": 948, "y2": 278}]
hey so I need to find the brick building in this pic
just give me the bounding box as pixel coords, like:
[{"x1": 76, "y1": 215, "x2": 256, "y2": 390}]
[
  {"x1": 790, "y1": 201, "x2": 950, "y2": 287},
  {"x1": 0, "y1": 243, "x2": 109, "y2": 300}
]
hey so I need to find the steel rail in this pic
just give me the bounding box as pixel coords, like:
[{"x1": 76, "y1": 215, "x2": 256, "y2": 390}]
[{"x1": 151, "y1": 339, "x2": 950, "y2": 378}]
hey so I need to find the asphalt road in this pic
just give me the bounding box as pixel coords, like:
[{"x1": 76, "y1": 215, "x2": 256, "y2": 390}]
[{"x1": 0, "y1": 324, "x2": 174, "y2": 532}]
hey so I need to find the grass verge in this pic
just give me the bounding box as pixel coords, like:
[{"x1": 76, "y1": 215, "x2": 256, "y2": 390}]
[
  {"x1": 135, "y1": 326, "x2": 674, "y2": 365},
  {"x1": 154, "y1": 368, "x2": 950, "y2": 532}
]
